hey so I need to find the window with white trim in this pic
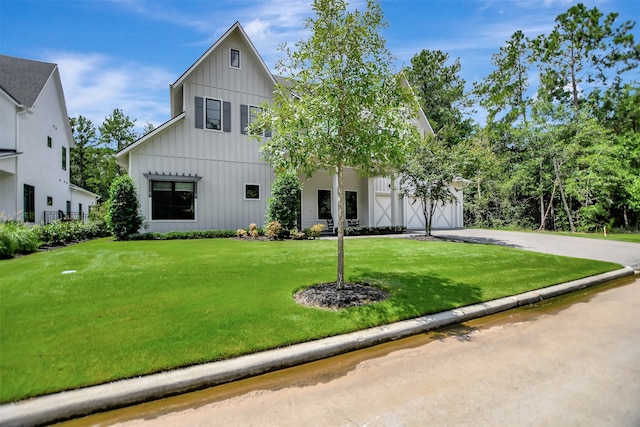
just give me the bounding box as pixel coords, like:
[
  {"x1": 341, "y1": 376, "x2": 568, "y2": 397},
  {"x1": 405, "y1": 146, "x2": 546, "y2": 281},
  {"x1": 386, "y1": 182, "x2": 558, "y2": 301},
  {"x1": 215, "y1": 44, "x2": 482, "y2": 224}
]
[
  {"x1": 151, "y1": 181, "x2": 196, "y2": 220},
  {"x1": 206, "y1": 98, "x2": 222, "y2": 130},
  {"x1": 318, "y1": 189, "x2": 332, "y2": 220},
  {"x1": 195, "y1": 97, "x2": 231, "y2": 132},
  {"x1": 346, "y1": 191, "x2": 358, "y2": 219},
  {"x1": 230, "y1": 49, "x2": 240, "y2": 69},
  {"x1": 244, "y1": 184, "x2": 260, "y2": 200}
]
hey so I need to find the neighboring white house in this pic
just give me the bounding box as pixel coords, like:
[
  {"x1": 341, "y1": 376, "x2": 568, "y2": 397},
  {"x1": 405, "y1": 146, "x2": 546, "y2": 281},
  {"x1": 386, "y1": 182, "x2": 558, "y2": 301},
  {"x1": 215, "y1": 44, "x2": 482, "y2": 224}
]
[
  {"x1": 115, "y1": 22, "x2": 464, "y2": 233},
  {"x1": 0, "y1": 55, "x2": 99, "y2": 224}
]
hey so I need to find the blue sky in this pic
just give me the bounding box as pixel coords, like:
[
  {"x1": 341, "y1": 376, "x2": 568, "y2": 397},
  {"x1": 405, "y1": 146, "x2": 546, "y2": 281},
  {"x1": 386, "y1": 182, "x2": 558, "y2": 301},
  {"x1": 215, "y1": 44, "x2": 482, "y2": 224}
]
[{"x1": 1, "y1": 0, "x2": 638, "y2": 133}]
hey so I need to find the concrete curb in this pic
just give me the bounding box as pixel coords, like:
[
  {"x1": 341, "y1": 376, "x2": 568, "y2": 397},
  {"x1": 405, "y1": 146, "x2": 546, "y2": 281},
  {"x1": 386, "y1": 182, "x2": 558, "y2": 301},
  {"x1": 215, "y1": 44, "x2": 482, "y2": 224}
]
[{"x1": 0, "y1": 266, "x2": 635, "y2": 426}]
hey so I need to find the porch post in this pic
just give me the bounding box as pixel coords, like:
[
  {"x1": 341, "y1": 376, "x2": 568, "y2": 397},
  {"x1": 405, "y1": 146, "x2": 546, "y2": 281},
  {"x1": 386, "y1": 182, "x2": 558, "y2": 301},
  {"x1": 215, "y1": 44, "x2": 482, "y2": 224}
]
[
  {"x1": 368, "y1": 177, "x2": 375, "y2": 227},
  {"x1": 390, "y1": 174, "x2": 396, "y2": 226}
]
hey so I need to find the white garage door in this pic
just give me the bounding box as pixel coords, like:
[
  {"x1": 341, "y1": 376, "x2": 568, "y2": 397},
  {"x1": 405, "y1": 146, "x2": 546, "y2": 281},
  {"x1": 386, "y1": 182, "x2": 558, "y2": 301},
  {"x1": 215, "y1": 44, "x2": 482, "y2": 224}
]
[
  {"x1": 405, "y1": 196, "x2": 425, "y2": 229},
  {"x1": 373, "y1": 193, "x2": 392, "y2": 227}
]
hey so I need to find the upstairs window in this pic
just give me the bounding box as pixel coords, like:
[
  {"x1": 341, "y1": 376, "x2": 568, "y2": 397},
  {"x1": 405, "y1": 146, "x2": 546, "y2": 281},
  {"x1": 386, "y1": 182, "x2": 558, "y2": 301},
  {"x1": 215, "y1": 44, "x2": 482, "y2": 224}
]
[
  {"x1": 47, "y1": 136, "x2": 52, "y2": 148},
  {"x1": 61, "y1": 146, "x2": 67, "y2": 170},
  {"x1": 206, "y1": 99, "x2": 221, "y2": 130},
  {"x1": 241, "y1": 105, "x2": 271, "y2": 137},
  {"x1": 195, "y1": 97, "x2": 231, "y2": 132},
  {"x1": 230, "y1": 49, "x2": 240, "y2": 69}
]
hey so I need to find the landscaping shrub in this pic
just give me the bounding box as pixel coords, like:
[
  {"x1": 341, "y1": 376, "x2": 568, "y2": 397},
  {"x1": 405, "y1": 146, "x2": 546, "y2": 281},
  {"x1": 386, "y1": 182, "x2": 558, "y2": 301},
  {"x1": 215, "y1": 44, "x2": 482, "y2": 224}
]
[
  {"x1": 237, "y1": 229, "x2": 248, "y2": 238},
  {"x1": 106, "y1": 175, "x2": 145, "y2": 240},
  {"x1": 266, "y1": 173, "x2": 302, "y2": 230},
  {"x1": 127, "y1": 230, "x2": 237, "y2": 240},
  {"x1": 265, "y1": 221, "x2": 285, "y2": 240},
  {"x1": 32, "y1": 219, "x2": 110, "y2": 247},
  {"x1": 344, "y1": 225, "x2": 406, "y2": 236},
  {"x1": 0, "y1": 221, "x2": 39, "y2": 259},
  {"x1": 305, "y1": 223, "x2": 325, "y2": 239}
]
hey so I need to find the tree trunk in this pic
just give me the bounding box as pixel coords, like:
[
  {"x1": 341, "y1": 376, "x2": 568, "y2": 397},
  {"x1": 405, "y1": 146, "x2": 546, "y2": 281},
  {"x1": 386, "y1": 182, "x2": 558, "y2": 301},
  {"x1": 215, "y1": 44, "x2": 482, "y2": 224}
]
[
  {"x1": 421, "y1": 197, "x2": 431, "y2": 236},
  {"x1": 553, "y1": 157, "x2": 576, "y2": 232},
  {"x1": 336, "y1": 162, "x2": 345, "y2": 288},
  {"x1": 538, "y1": 177, "x2": 558, "y2": 232}
]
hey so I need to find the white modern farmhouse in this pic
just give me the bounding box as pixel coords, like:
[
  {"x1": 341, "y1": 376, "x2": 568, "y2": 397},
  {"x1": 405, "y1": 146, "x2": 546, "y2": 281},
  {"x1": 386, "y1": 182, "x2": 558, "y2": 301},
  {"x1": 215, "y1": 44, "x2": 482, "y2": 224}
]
[
  {"x1": 0, "y1": 55, "x2": 99, "y2": 224},
  {"x1": 115, "y1": 22, "x2": 464, "y2": 233}
]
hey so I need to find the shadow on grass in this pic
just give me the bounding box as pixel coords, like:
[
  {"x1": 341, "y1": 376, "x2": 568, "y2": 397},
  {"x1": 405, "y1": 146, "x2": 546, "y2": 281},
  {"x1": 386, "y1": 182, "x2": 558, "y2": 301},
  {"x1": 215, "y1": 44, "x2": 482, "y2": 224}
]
[
  {"x1": 349, "y1": 270, "x2": 484, "y2": 324},
  {"x1": 429, "y1": 234, "x2": 525, "y2": 249}
]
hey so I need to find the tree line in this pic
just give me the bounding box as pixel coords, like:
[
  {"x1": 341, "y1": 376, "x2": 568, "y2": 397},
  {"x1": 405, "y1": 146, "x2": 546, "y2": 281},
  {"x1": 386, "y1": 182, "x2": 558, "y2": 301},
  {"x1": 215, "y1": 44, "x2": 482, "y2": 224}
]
[
  {"x1": 69, "y1": 109, "x2": 152, "y2": 201},
  {"x1": 70, "y1": 2, "x2": 639, "y2": 233},
  {"x1": 404, "y1": 3, "x2": 639, "y2": 232}
]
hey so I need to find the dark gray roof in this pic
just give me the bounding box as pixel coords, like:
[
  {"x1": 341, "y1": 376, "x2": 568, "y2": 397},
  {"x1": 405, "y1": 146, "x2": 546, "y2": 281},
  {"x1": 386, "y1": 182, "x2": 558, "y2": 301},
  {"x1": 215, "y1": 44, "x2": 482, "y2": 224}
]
[{"x1": 0, "y1": 54, "x2": 56, "y2": 107}]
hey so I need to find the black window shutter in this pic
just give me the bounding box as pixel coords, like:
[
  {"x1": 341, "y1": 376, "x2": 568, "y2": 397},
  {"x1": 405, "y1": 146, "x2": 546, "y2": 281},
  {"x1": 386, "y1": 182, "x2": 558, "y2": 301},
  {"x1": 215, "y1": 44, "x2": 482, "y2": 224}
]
[
  {"x1": 240, "y1": 104, "x2": 248, "y2": 135},
  {"x1": 195, "y1": 97, "x2": 203, "y2": 129},
  {"x1": 223, "y1": 101, "x2": 231, "y2": 132}
]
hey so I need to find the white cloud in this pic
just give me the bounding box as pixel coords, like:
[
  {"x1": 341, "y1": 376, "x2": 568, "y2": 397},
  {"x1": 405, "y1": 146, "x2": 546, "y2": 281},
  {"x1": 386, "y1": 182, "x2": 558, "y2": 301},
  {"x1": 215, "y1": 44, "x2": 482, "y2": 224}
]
[{"x1": 45, "y1": 52, "x2": 173, "y2": 134}]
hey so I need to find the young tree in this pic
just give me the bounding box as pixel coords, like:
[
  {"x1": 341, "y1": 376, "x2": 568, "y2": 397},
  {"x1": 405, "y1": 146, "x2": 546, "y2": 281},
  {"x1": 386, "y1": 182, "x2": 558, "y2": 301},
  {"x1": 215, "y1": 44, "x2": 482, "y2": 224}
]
[
  {"x1": 399, "y1": 134, "x2": 461, "y2": 236},
  {"x1": 251, "y1": 0, "x2": 422, "y2": 286}
]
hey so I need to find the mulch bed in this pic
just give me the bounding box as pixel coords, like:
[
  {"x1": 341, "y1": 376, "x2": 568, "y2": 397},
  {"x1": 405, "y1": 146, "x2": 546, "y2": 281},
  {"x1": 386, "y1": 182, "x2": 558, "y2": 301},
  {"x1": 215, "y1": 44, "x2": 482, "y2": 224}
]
[{"x1": 294, "y1": 282, "x2": 390, "y2": 310}]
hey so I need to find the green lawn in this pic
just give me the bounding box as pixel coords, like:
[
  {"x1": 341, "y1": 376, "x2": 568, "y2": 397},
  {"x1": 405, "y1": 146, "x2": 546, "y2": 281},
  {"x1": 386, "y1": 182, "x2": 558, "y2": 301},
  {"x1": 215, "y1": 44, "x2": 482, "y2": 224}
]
[
  {"x1": 0, "y1": 237, "x2": 620, "y2": 403},
  {"x1": 544, "y1": 231, "x2": 640, "y2": 243}
]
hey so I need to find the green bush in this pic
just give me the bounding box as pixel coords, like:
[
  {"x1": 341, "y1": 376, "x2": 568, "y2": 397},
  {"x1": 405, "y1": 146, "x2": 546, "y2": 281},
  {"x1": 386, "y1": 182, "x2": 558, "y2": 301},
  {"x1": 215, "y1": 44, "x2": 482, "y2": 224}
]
[
  {"x1": 344, "y1": 225, "x2": 406, "y2": 236},
  {"x1": 32, "y1": 219, "x2": 110, "y2": 246},
  {"x1": 106, "y1": 175, "x2": 145, "y2": 240},
  {"x1": 126, "y1": 230, "x2": 237, "y2": 241},
  {"x1": 266, "y1": 173, "x2": 301, "y2": 230},
  {"x1": 0, "y1": 221, "x2": 39, "y2": 259}
]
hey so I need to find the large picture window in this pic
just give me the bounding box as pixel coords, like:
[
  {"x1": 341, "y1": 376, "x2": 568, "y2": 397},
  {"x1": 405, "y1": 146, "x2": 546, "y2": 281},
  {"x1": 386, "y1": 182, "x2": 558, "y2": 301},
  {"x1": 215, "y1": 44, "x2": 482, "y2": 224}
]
[
  {"x1": 318, "y1": 189, "x2": 332, "y2": 220},
  {"x1": 346, "y1": 191, "x2": 358, "y2": 219},
  {"x1": 151, "y1": 181, "x2": 195, "y2": 220}
]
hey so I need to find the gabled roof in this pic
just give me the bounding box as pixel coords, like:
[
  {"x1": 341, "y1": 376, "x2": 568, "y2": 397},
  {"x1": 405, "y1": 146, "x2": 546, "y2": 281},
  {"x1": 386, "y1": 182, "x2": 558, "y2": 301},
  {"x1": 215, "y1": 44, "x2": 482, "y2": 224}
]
[
  {"x1": 115, "y1": 112, "x2": 186, "y2": 163},
  {"x1": 172, "y1": 21, "x2": 276, "y2": 89},
  {"x1": 0, "y1": 55, "x2": 57, "y2": 107}
]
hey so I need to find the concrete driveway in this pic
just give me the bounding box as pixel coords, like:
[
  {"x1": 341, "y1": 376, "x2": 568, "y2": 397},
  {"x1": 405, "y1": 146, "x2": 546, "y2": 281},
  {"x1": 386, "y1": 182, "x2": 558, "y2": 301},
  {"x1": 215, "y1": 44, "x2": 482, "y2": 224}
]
[{"x1": 431, "y1": 229, "x2": 640, "y2": 270}]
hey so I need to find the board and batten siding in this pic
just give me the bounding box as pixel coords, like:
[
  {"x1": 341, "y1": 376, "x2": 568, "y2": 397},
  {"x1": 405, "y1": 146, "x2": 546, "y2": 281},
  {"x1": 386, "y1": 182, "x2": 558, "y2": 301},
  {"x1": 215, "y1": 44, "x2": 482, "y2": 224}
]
[{"x1": 128, "y1": 27, "x2": 277, "y2": 233}]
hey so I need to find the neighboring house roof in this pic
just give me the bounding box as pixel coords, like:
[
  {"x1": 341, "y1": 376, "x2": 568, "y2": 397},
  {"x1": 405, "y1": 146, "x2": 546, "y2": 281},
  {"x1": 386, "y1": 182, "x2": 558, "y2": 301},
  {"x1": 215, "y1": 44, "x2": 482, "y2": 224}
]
[
  {"x1": 69, "y1": 184, "x2": 101, "y2": 200},
  {"x1": 0, "y1": 54, "x2": 57, "y2": 107}
]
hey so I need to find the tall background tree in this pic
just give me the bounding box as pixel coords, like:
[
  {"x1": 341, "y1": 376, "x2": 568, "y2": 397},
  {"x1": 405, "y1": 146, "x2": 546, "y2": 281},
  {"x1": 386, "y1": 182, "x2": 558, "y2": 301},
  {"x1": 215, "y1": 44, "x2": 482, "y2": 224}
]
[
  {"x1": 253, "y1": 0, "x2": 422, "y2": 286},
  {"x1": 70, "y1": 108, "x2": 140, "y2": 201}
]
